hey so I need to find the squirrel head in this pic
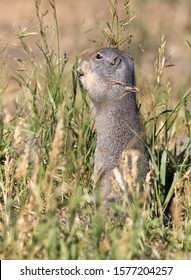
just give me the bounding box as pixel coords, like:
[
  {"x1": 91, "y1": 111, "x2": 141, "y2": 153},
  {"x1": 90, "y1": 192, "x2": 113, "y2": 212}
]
[{"x1": 77, "y1": 48, "x2": 136, "y2": 106}]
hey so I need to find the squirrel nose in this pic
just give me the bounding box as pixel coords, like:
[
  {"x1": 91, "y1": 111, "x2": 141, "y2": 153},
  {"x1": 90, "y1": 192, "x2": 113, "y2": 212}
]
[{"x1": 76, "y1": 67, "x2": 84, "y2": 78}]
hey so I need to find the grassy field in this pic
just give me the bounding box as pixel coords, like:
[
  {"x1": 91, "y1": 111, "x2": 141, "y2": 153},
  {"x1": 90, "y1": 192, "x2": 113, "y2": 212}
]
[{"x1": 0, "y1": 0, "x2": 191, "y2": 259}]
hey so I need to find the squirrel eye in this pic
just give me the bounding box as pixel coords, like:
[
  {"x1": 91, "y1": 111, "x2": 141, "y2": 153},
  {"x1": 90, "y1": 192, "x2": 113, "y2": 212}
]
[{"x1": 96, "y1": 53, "x2": 103, "y2": 59}]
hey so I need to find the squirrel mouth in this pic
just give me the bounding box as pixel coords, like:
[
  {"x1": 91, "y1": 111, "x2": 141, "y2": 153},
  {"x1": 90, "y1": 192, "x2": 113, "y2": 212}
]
[{"x1": 76, "y1": 67, "x2": 84, "y2": 78}]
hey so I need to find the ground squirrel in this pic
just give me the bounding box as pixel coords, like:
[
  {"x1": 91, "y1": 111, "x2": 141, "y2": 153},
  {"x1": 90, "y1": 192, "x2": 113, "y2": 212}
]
[{"x1": 77, "y1": 48, "x2": 149, "y2": 212}]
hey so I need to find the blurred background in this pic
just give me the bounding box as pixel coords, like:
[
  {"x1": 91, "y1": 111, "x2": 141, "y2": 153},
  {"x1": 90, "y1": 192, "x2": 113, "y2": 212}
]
[{"x1": 0, "y1": 0, "x2": 190, "y2": 114}]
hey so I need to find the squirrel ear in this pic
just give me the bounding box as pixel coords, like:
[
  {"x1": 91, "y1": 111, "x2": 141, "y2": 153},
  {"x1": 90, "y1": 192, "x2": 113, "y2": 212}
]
[{"x1": 111, "y1": 56, "x2": 121, "y2": 66}]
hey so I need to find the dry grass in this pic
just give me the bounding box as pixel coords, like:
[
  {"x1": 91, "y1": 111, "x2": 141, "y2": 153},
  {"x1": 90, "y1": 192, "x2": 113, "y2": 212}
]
[{"x1": 0, "y1": 0, "x2": 190, "y2": 260}]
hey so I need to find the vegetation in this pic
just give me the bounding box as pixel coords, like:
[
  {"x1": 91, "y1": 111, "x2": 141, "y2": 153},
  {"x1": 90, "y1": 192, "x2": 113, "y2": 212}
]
[{"x1": 0, "y1": 0, "x2": 190, "y2": 259}]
